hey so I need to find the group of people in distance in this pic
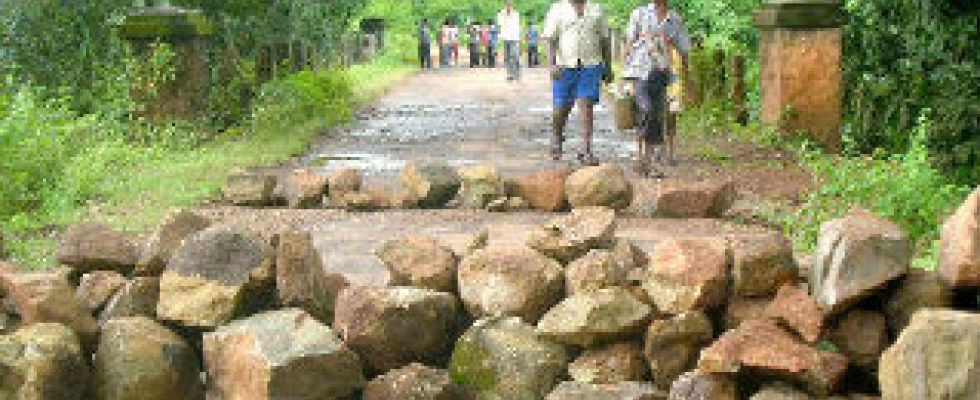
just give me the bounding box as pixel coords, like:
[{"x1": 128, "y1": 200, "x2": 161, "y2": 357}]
[{"x1": 418, "y1": 0, "x2": 691, "y2": 177}]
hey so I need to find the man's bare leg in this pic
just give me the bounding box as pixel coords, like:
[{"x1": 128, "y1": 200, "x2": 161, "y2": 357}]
[
  {"x1": 552, "y1": 105, "x2": 573, "y2": 160},
  {"x1": 577, "y1": 98, "x2": 598, "y2": 165},
  {"x1": 665, "y1": 113, "x2": 677, "y2": 165}
]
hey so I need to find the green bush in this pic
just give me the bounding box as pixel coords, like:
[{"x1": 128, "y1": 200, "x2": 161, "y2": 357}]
[{"x1": 250, "y1": 69, "x2": 355, "y2": 131}]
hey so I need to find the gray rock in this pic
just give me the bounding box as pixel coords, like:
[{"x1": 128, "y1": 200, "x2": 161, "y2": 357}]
[
  {"x1": 57, "y1": 223, "x2": 138, "y2": 274},
  {"x1": 537, "y1": 287, "x2": 652, "y2": 347},
  {"x1": 458, "y1": 247, "x2": 564, "y2": 324},
  {"x1": 378, "y1": 235, "x2": 458, "y2": 293},
  {"x1": 402, "y1": 162, "x2": 461, "y2": 208},
  {"x1": 276, "y1": 231, "x2": 349, "y2": 323},
  {"x1": 547, "y1": 381, "x2": 666, "y2": 400},
  {"x1": 136, "y1": 209, "x2": 211, "y2": 276}
]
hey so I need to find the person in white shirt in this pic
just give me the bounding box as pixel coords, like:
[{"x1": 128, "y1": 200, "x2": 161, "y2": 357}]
[
  {"x1": 543, "y1": 0, "x2": 612, "y2": 165},
  {"x1": 498, "y1": 0, "x2": 522, "y2": 81}
]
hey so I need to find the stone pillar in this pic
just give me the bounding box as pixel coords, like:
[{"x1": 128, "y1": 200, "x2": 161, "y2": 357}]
[
  {"x1": 754, "y1": 0, "x2": 845, "y2": 152},
  {"x1": 118, "y1": 5, "x2": 214, "y2": 122}
]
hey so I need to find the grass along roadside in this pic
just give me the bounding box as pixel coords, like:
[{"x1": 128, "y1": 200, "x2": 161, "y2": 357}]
[{"x1": 4, "y1": 60, "x2": 414, "y2": 269}]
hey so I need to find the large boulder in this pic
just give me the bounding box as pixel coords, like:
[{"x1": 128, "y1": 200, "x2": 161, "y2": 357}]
[
  {"x1": 668, "y1": 372, "x2": 737, "y2": 400},
  {"x1": 57, "y1": 223, "x2": 138, "y2": 274},
  {"x1": 568, "y1": 341, "x2": 650, "y2": 384},
  {"x1": 98, "y1": 277, "x2": 159, "y2": 325},
  {"x1": 449, "y1": 316, "x2": 569, "y2": 400},
  {"x1": 547, "y1": 382, "x2": 666, "y2": 400},
  {"x1": 527, "y1": 207, "x2": 617, "y2": 264},
  {"x1": 642, "y1": 238, "x2": 730, "y2": 315},
  {"x1": 328, "y1": 168, "x2": 364, "y2": 204},
  {"x1": 565, "y1": 164, "x2": 632, "y2": 210},
  {"x1": 378, "y1": 235, "x2": 459, "y2": 293},
  {"x1": 458, "y1": 247, "x2": 564, "y2": 324},
  {"x1": 333, "y1": 286, "x2": 459, "y2": 374},
  {"x1": 94, "y1": 317, "x2": 204, "y2": 400},
  {"x1": 730, "y1": 232, "x2": 798, "y2": 297},
  {"x1": 764, "y1": 284, "x2": 825, "y2": 343},
  {"x1": 698, "y1": 319, "x2": 848, "y2": 396},
  {"x1": 75, "y1": 271, "x2": 127, "y2": 313},
  {"x1": 363, "y1": 363, "x2": 471, "y2": 400},
  {"x1": 829, "y1": 309, "x2": 887, "y2": 370},
  {"x1": 136, "y1": 209, "x2": 211, "y2": 276},
  {"x1": 402, "y1": 162, "x2": 461, "y2": 208},
  {"x1": 510, "y1": 169, "x2": 573, "y2": 212},
  {"x1": 536, "y1": 287, "x2": 652, "y2": 347},
  {"x1": 643, "y1": 311, "x2": 714, "y2": 389},
  {"x1": 884, "y1": 269, "x2": 952, "y2": 335},
  {"x1": 0, "y1": 323, "x2": 90, "y2": 400},
  {"x1": 222, "y1": 169, "x2": 277, "y2": 206},
  {"x1": 204, "y1": 309, "x2": 365, "y2": 400},
  {"x1": 276, "y1": 231, "x2": 349, "y2": 323},
  {"x1": 939, "y1": 186, "x2": 980, "y2": 287},
  {"x1": 157, "y1": 230, "x2": 275, "y2": 329},
  {"x1": 632, "y1": 179, "x2": 735, "y2": 218},
  {"x1": 811, "y1": 209, "x2": 910, "y2": 315},
  {"x1": 723, "y1": 297, "x2": 771, "y2": 331},
  {"x1": 458, "y1": 165, "x2": 505, "y2": 209},
  {"x1": 0, "y1": 271, "x2": 100, "y2": 349},
  {"x1": 566, "y1": 249, "x2": 632, "y2": 296},
  {"x1": 283, "y1": 168, "x2": 328, "y2": 208},
  {"x1": 878, "y1": 309, "x2": 980, "y2": 400}
]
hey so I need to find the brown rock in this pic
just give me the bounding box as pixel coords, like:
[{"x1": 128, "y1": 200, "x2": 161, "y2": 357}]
[
  {"x1": 457, "y1": 247, "x2": 564, "y2": 323},
  {"x1": 643, "y1": 238, "x2": 731, "y2": 315},
  {"x1": 284, "y1": 168, "x2": 327, "y2": 208},
  {"x1": 204, "y1": 308, "x2": 365, "y2": 400},
  {"x1": 829, "y1": 310, "x2": 887, "y2": 370},
  {"x1": 222, "y1": 169, "x2": 276, "y2": 206},
  {"x1": 0, "y1": 271, "x2": 100, "y2": 349},
  {"x1": 879, "y1": 309, "x2": 980, "y2": 400},
  {"x1": 57, "y1": 223, "x2": 138, "y2": 274},
  {"x1": 99, "y1": 277, "x2": 159, "y2": 325},
  {"x1": 157, "y1": 229, "x2": 275, "y2": 329},
  {"x1": 276, "y1": 232, "x2": 349, "y2": 323},
  {"x1": 731, "y1": 232, "x2": 798, "y2": 297},
  {"x1": 75, "y1": 271, "x2": 127, "y2": 312},
  {"x1": 643, "y1": 311, "x2": 714, "y2": 389},
  {"x1": 668, "y1": 371, "x2": 737, "y2": 400},
  {"x1": 458, "y1": 165, "x2": 505, "y2": 209},
  {"x1": 378, "y1": 235, "x2": 458, "y2": 293},
  {"x1": 750, "y1": 383, "x2": 813, "y2": 400},
  {"x1": 328, "y1": 168, "x2": 363, "y2": 203},
  {"x1": 527, "y1": 207, "x2": 617, "y2": 264},
  {"x1": 362, "y1": 186, "x2": 396, "y2": 209},
  {"x1": 723, "y1": 297, "x2": 772, "y2": 331},
  {"x1": 939, "y1": 186, "x2": 980, "y2": 287},
  {"x1": 633, "y1": 179, "x2": 736, "y2": 218},
  {"x1": 547, "y1": 381, "x2": 667, "y2": 400},
  {"x1": 94, "y1": 317, "x2": 204, "y2": 400},
  {"x1": 765, "y1": 284, "x2": 825, "y2": 343},
  {"x1": 401, "y1": 162, "x2": 461, "y2": 208},
  {"x1": 566, "y1": 249, "x2": 631, "y2": 295},
  {"x1": 0, "y1": 323, "x2": 89, "y2": 400},
  {"x1": 566, "y1": 164, "x2": 632, "y2": 210},
  {"x1": 334, "y1": 286, "x2": 459, "y2": 374},
  {"x1": 136, "y1": 210, "x2": 211, "y2": 276},
  {"x1": 884, "y1": 269, "x2": 952, "y2": 335},
  {"x1": 812, "y1": 208, "x2": 910, "y2": 315},
  {"x1": 536, "y1": 287, "x2": 652, "y2": 347},
  {"x1": 698, "y1": 319, "x2": 848, "y2": 396},
  {"x1": 363, "y1": 363, "x2": 471, "y2": 400},
  {"x1": 511, "y1": 169, "x2": 572, "y2": 212},
  {"x1": 339, "y1": 191, "x2": 379, "y2": 211},
  {"x1": 569, "y1": 342, "x2": 649, "y2": 384}
]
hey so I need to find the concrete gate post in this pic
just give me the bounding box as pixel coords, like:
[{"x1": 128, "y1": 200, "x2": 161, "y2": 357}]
[{"x1": 753, "y1": 0, "x2": 845, "y2": 152}]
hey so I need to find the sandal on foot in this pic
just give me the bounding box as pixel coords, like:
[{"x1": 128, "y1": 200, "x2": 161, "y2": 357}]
[
  {"x1": 633, "y1": 157, "x2": 652, "y2": 177},
  {"x1": 550, "y1": 135, "x2": 564, "y2": 161},
  {"x1": 577, "y1": 152, "x2": 600, "y2": 167}
]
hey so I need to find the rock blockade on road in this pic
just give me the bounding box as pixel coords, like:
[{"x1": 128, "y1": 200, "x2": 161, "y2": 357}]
[{"x1": 0, "y1": 185, "x2": 978, "y2": 399}]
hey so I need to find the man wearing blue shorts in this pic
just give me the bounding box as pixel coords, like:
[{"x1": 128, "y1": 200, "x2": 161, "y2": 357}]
[{"x1": 543, "y1": 0, "x2": 612, "y2": 165}]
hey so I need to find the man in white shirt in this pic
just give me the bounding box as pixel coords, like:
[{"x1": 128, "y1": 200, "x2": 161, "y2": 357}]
[
  {"x1": 498, "y1": 1, "x2": 522, "y2": 81},
  {"x1": 543, "y1": 0, "x2": 612, "y2": 165}
]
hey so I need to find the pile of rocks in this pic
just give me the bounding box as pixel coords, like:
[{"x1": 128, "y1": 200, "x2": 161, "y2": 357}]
[
  {"x1": 1, "y1": 187, "x2": 979, "y2": 399},
  {"x1": 221, "y1": 162, "x2": 735, "y2": 218}
]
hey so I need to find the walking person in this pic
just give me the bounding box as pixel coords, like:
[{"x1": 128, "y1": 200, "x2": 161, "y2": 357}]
[
  {"x1": 622, "y1": 0, "x2": 692, "y2": 176},
  {"x1": 544, "y1": 0, "x2": 613, "y2": 165},
  {"x1": 418, "y1": 19, "x2": 433, "y2": 69},
  {"x1": 498, "y1": 0, "x2": 522, "y2": 81},
  {"x1": 439, "y1": 19, "x2": 452, "y2": 67},
  {"x1": 487, "y1": 20, "x2": 500, "y2": 68},
  {"x1": 469, "y1": 22, "x2": 482, "y2": 68},
  {"x1": 449, "y1": 20, "x2": 461, "y2": 67},
  {"x1": 480, "y1": 23, "x2": 491, "y2": 67},
  {"x1": 526, "y1": 22, "x2": 540, "y2": 67}
]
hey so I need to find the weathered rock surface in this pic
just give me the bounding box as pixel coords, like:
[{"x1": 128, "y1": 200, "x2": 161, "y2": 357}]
[
  {"x1": 94, "y1": 317, "x2": 203, "y2": 400},
  {"x1": 698, "y1": 319, "x2": 848, "y2": 396},
  {"x1": 510, "y1": 169, "x2": 572, "y2": 212},
  {"x1": 222, "y1": 169, "x2": 277, "y2": 206},
  {"x1": 334, "y1": 286, "x2": 459, "y2": 374},
  {"x1": 811, "y1": 209, "x2": 910, "y2": 315},
  {"x1": 884, "y1": 269, "x2": 952, "y2": 335},
  {"x1": 458, "y1": 247, "x2": 564, "y2": 323},
  {"x1": 0, "y1": 323, "x2": 89, "y2": 400},
  {"x1": 204, "y1": 308, "x2": 365, "y2": 400},
  {"x1": 547, "y1": 381, "x2": 666, "y2": 400},
  {"x1": 276, "y1": 231, "x2": 348, "y2": 323},
  {"x1": 566, "y1": 249, "x2": 632, "y2": 295},
  {"x1": 0, "y1": 271, "x2": 100, "y2": 348},
  {"x1": 136, "y1": 210, "x2": 211, "y2": 276},
  {"x1": 378, "y1": 235, "x2": 458, "y2": 293},
  {"x1": 328, "y1": 168, "x2": 363, "y2": 204},
  {"x1": 449, "y1": 316, "x2": 569, "y2": 400},
  {"x1": 284, "y1": 168, "x2": 328, "y2": 208},
  {"x1": 764, "y1": 284, "x2": 824, "y2": 343},
  {"x1": 402, "y1": 162, "x2": 461, "y2": 208},
  {"x1": 668, "y1": 372, "x2": 737, "y2": 400},
  {"x1": 723, "y1": 297, "x2": 771, "y2": 331},
  {"x1": 633, "y1": 179, "x2": 735, "y2": 218},
  {"x1": 643, "y1": 311, "x2": 714, "y2": 389},
  {"x1": 878, "y1": 309, "x2": 980, "y2": 400},
  {"x1": 565, "y1": 164, "x2": 632, "y2": 210},
  {"x1": 939, "y1": 185, "x2": 980, "y2": 287},
  {"x1": 527, "y1": 207, "x2": 617, "y2": 264},
  {"x1": 731, "y1": 232, "x2": 798, "y2": 297},
  {"x1": 537, "y1": 287, "x2": 652, "y2": 347},
  {"x1": 829, "y1": 310, "x2": 887, "y2": 370},
  {"x1": 569, "y1": 341, "x2": 649, "y2": 384},
  {"x1": 363, "y1": 363, "x2": 471, "y2": 400},
  {"x1": 76, "y1": 271, "x2": 127, "y2": 312},
  {"x1": 458, "y1": 165, "x2": 505, "y2": 209},
  {"x1": 750, "y1": 383, "x2": 813, "y2": 400},
  {"x1": 99, "y1": 277, "x2": 159, "y2": 325},
  {"x1": 643, "y1": 237, "x2": 730, "y2": 315},
  {"x1": 157, "y1": 230, "x2": 274, "y2": 329},
  {"x1": 57, "y1": 223, "x2": 138, "y2": 274}
]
